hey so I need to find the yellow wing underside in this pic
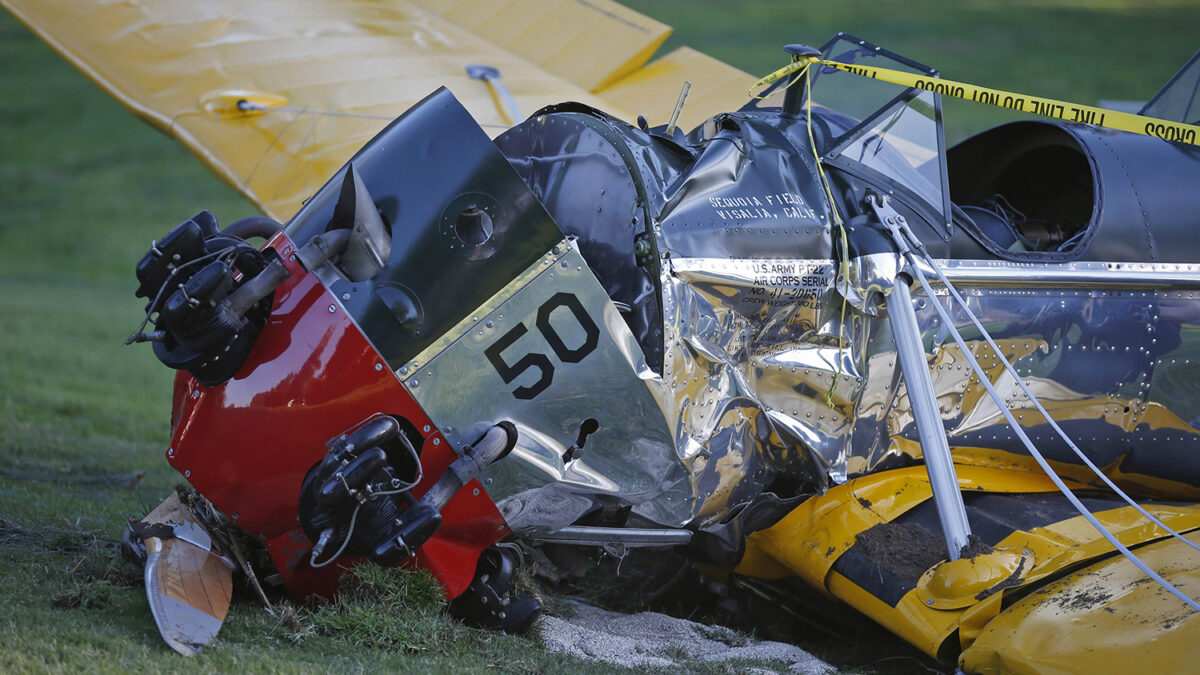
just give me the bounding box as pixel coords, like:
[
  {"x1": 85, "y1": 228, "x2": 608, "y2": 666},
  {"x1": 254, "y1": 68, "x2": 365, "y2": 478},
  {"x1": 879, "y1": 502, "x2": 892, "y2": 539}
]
[{"x1": 3, "y1": 0, "x2": 753, "y2": 220}]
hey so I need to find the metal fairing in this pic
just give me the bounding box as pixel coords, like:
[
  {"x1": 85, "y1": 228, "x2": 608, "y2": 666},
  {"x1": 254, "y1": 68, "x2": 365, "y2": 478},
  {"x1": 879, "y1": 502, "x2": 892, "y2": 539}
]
[
  {"x1": 168, "y1": 231, "x2": 506, "y2": 601},
  {"x1": 481, "y1": 103, "x2": 1200, "y2": 530},
  {"x1": 734, "y1": 465, "x2": 1200, "y2": 661},
  {"x1": 397, "y1": 241, "x2": 692, "y2": 531},
  {"x1": 662, "y1": 255, "x2": 850, "y2": 493},
  {"x1": 654, "y1": 114, "x2": 832, "y2": 258},
  {"x1": 949, "y1": 120, "x2": 1200, "y2": 263},
  {"x1": 282, "y1": 87, "x2": 564, "y2": 371}
]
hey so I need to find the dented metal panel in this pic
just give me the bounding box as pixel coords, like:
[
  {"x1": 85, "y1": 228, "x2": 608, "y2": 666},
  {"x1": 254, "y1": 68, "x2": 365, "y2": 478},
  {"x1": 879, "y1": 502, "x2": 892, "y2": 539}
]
[
  {"x1": 736, "y1": 465, "x2": 1200, "y2": 661},
  {"x1": 398, "y1": 241, "x2": 691, "y2": 532},
  {"x1": 661, "y1": 254, "x2": 1200, "y2": 493},
  {"x1": 959, "y1": 531, "x2": 1200, "y2": 674}
]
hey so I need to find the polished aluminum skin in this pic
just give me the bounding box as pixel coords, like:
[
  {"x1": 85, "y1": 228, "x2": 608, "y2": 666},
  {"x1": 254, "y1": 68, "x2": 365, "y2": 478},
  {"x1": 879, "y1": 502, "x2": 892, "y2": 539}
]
[
  {"x1": 673, "y1": 253, "x2": 1200, "y2": 495},
  {"x1": 400, "y1": 229, "x2": 1200, "y2": 532},
  {"x1": 398, "y1": 219, "x2": 1200, "y2": 537},
  {"x1": 398, "y1": 240, "x2": 689, "y2": 532}
]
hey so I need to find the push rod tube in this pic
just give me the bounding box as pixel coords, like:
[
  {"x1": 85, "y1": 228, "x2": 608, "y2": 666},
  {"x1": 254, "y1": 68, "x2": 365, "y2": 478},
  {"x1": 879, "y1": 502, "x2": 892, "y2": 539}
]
[{"x1": 886, "y1": 273, "x2": 972, "y2": 559}]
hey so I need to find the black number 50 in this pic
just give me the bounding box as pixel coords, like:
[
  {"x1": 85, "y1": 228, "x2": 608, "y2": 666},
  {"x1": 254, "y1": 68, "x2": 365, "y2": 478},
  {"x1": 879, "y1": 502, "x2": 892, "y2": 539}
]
[{"x1": 484, "y1": 292, "x2": 601, "y2": 400}]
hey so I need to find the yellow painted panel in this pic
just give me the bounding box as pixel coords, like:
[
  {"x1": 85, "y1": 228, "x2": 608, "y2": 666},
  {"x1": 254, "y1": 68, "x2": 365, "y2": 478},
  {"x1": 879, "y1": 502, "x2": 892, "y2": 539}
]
[
  {"x1": 827, "y1": 570, "x2": 961, "y2": 659},
  {"x1": 4, "y1": 0, "x2": 757, "y2": 223},
  {"x1": 415, "y1": 0, "x2": 671, "y2": 91},
  {"x1": 735, "y1": 465, "x2": 1080, "y2": 588},
  {"x1": 960, "y1": 532, "x2": 1200, "y2": 674},
  {"x1": 1, "y1": 0, "x2": 630, "y2": 221},
  {"x1": 737, "y1": 465, "x2": 1200, "y2": 660},
  {"x1": 598, "y1": 46, "x2": 756, "y2": 132},
  {"x1": 953, "y1": 442, "x2": 1200, "y2": 500}
]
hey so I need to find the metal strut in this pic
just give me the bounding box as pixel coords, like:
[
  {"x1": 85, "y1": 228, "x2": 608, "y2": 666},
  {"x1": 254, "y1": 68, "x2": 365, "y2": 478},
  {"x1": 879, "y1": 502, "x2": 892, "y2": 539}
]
[
  {"x1": 871, "y1": 195, "x2": 972, "y2": 560},
  {"x1": 870, "y1": 193, "x2": 1200, "y2": 612}
]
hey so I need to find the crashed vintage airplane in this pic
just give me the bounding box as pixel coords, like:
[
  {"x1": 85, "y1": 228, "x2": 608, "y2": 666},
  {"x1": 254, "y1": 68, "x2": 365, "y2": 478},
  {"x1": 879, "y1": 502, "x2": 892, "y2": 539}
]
[{"x1": 9, "y1": 0, "x2": 1200, "y2": 671}]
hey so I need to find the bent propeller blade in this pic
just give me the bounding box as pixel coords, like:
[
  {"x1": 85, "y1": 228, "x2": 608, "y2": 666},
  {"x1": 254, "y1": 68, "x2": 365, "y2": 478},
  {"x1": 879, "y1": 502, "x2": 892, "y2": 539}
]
[{"x1": 139, "y1": 495, "x2": 234, "y2": 656}]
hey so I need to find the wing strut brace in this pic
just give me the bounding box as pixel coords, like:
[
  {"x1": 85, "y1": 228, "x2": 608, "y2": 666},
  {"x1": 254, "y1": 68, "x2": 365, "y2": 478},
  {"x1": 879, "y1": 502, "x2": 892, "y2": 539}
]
[{"x1": 869, "y1": 193, "x2": 1200, "y2": 612}]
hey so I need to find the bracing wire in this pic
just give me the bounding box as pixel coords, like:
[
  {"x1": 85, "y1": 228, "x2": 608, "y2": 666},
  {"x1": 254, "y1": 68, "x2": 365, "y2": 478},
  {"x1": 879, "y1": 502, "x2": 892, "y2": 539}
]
[
  {"x1": 899, "y1": 223, "x2": 1200, "y2": 556},
  {"x1": 889, "y1": 222, "x2": 1200, "y2": 612}
]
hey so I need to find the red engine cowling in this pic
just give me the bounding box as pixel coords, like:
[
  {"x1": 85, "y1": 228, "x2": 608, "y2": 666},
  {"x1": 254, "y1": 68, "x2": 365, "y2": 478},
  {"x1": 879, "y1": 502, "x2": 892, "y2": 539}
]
[{"x1": 166, "y1": 230, "x2": 507, "y2": 601}]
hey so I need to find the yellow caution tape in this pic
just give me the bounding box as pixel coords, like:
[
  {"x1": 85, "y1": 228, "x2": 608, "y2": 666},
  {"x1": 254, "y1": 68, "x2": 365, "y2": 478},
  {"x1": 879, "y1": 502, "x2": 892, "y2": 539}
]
[{"x1": 753, "y1": 58, "x2": 1199, "y2": 147}]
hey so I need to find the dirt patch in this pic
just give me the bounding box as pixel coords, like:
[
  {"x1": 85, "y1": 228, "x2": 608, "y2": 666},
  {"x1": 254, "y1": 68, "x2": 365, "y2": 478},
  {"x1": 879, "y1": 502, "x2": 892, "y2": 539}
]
[
  {"x1": 1055, "y1": 588, "x2": 1114, "y2": 612},
  {"x1": 126, "y1": 519, "x2": 173, "y2": 542},
  {"x1": 854, "y1": 521, "x2": 947, "y2": 581},
  {"x1": 959, "y1": 535, "x2": 993, "y2": 559}
]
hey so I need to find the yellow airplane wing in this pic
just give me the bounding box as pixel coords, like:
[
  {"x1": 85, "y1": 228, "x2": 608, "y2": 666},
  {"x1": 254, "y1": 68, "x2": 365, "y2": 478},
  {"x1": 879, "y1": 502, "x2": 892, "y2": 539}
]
[{"x1": 2, "y1": 0, "x2": 753, "y2": 220}]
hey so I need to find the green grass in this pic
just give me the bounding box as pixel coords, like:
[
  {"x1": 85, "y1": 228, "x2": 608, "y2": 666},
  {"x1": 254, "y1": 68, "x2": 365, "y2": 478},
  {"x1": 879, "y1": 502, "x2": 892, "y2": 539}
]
[
  {"x1": 0, "y1": 8, "x2": 597, "y2": 673},
  {"x1": 623, "y1": 0, "x2": 1200, "y2": 142},
  {"x1": 2, "y1": 1, "x2": 1199, "y2": 672}
]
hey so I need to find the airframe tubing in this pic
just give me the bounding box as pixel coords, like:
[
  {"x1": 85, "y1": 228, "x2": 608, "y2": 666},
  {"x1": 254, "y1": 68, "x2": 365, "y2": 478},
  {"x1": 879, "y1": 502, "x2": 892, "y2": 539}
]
[{"x1": 886, "y1": 275, "x2": 972, "y2": 559}]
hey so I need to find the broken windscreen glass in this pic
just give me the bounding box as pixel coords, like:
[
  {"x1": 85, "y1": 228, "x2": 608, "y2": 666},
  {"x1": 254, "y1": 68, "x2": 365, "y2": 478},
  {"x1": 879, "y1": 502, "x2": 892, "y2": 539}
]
[
  {"x1": 810, "y1": 34, "x2": 952, "y2": 232},
  {"x1": 1140, "y1": 49, "x2": 1200, "y2": 125}
]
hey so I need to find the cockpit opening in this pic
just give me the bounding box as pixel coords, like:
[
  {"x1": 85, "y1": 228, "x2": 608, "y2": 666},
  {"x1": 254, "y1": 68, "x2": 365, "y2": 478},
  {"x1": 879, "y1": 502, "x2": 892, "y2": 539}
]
[{"x1": 948, "y1": 122, "x2": 1096, "y2": 258}]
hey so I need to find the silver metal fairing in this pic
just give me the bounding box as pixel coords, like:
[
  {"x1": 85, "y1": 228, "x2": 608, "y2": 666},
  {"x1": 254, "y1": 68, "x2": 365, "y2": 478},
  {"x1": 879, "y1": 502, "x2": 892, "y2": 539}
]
[
  {"x1": 661, "y1": 255, "x2": 855, "y2": 497},
  {"x1": 657, "y1": 254, "x2": 1200, "y2": 497},
  {"x1": 402, "y1": 242, "x2": 1200, "y2": 535},
  {"x1": 841, "y1": 253, "x2": 902, "y2": 316},
  {"x1": 398, "y1": 240, "x2": 690, "y2": 533}
]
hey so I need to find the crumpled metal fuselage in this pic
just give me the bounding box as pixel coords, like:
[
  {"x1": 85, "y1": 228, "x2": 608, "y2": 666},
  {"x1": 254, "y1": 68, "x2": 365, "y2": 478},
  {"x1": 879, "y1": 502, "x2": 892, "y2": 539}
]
[
  {"x1": 162, "y1": 82, "x2": 1200, "y2": 667},
  {"x1": 188, "y1": 84, "x2": 1200, "y2": 562},
  {"x1": 482, "y1": 101, "x2": 1200, "y2": 538}
]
